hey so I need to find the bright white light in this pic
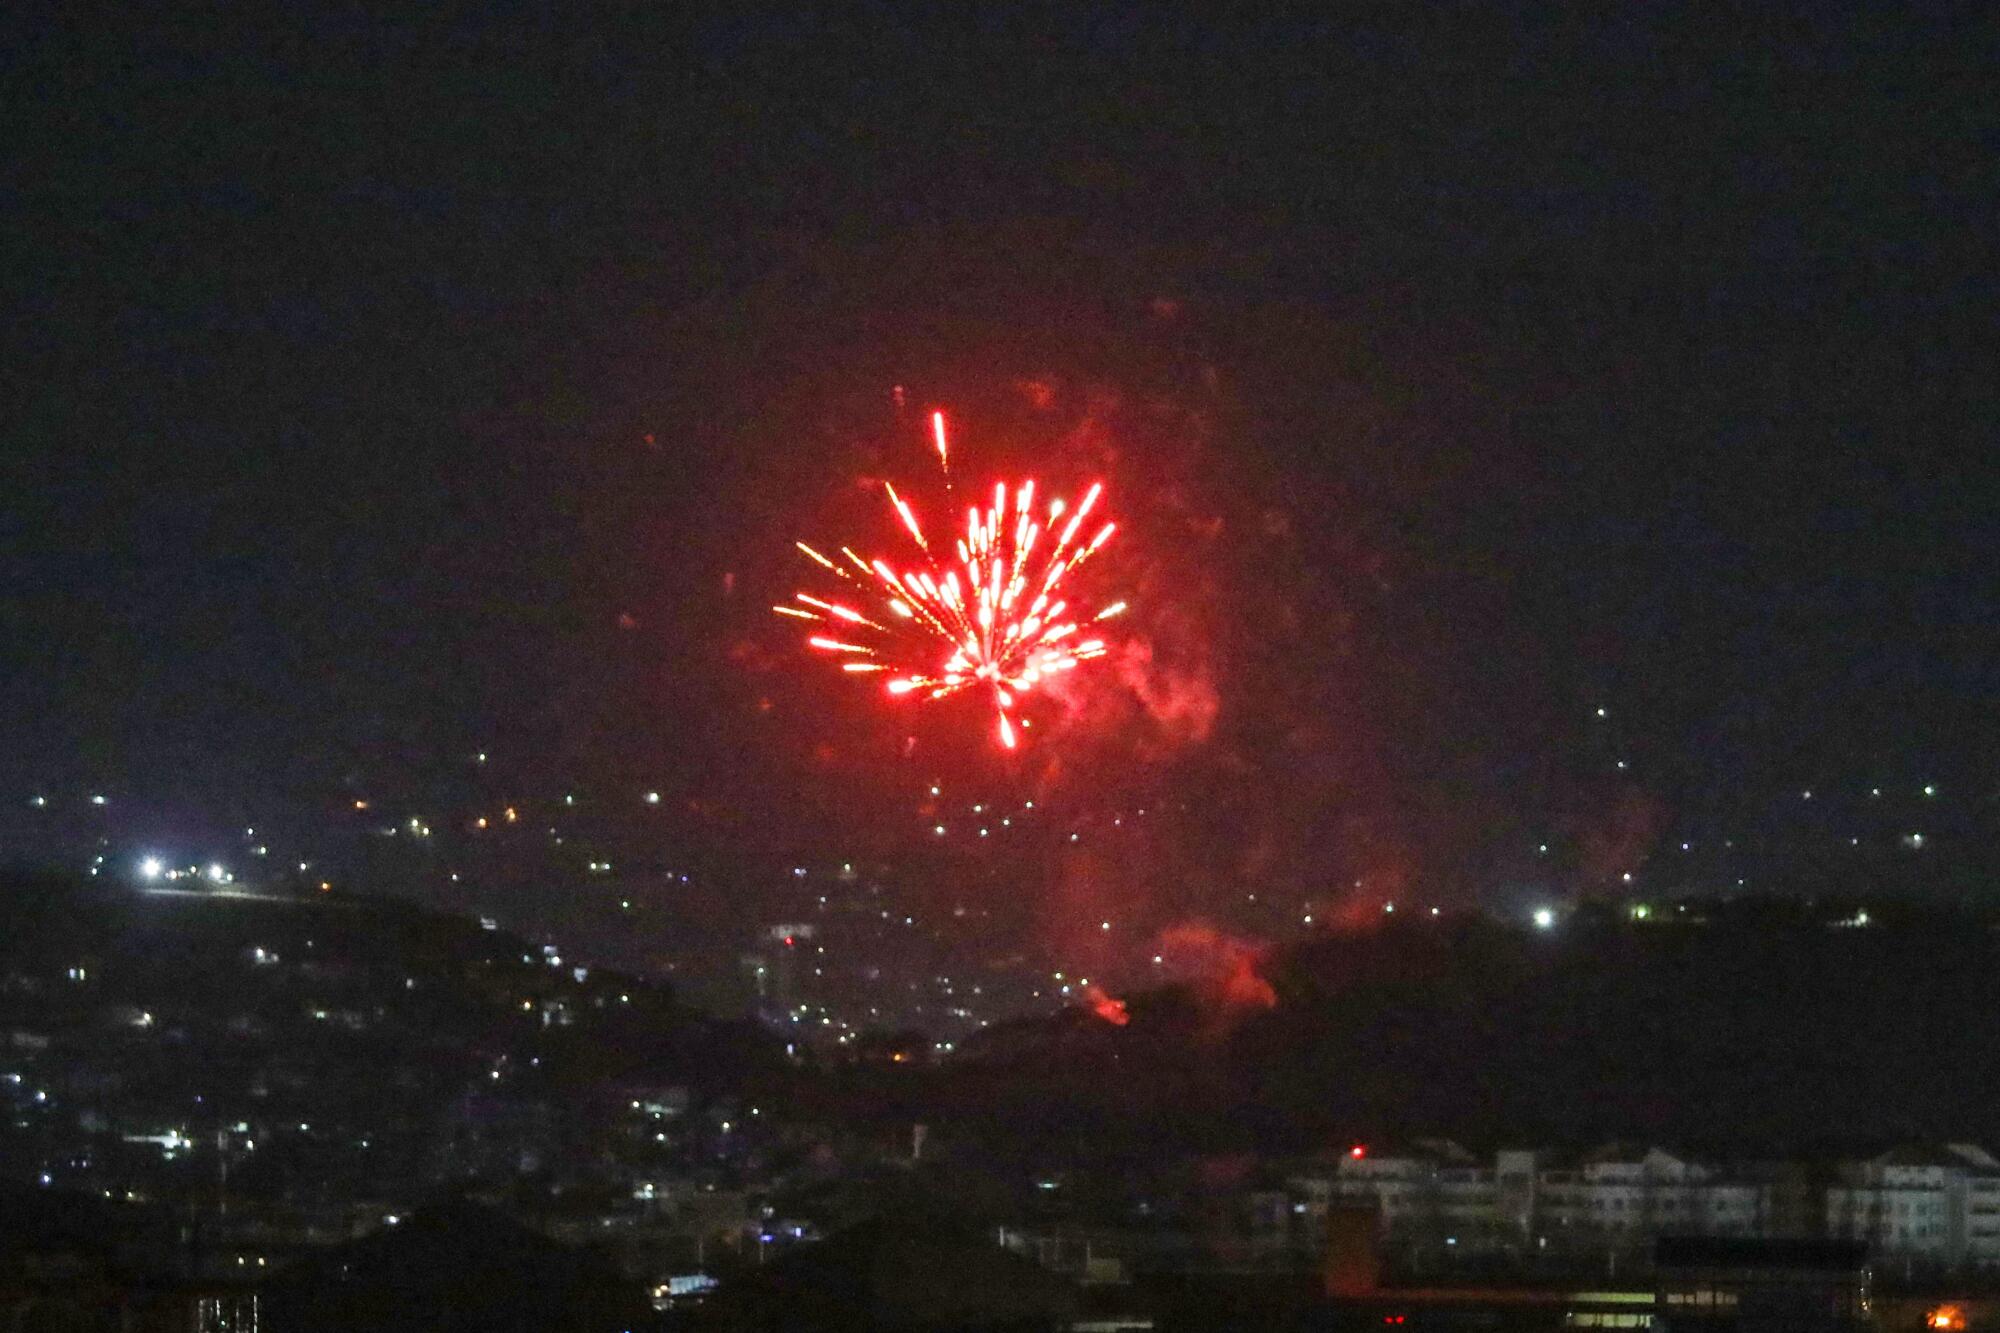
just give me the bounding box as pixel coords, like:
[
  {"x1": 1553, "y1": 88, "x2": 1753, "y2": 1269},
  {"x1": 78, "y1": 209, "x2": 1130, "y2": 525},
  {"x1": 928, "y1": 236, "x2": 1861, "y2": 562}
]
[
  {"x1": 206, "y1": 863, "x2": 226, "y2": 882},
  {"x1": 1532, "y1": 908, "x2": 1556, "y2": 930},
  {"x1": 139, "y1": 857, "x2": 162, "y2": 881}
]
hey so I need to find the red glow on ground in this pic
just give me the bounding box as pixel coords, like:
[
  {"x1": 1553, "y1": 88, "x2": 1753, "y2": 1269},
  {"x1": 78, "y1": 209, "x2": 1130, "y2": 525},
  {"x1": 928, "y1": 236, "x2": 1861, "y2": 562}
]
[{"x1": 1085, "y1": 986, "x2": 1129, "y2": 1026}]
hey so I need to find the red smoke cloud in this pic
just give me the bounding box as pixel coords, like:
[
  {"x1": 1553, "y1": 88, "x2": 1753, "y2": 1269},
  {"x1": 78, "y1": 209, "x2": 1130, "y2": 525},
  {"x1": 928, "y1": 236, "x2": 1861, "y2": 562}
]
[
  {"x1": 1114, "y1": 636, "x2": 1220, "y2": 745},
  {"x1": 1158, "y1": 921, "x2": 1277, "y2": 1017}
]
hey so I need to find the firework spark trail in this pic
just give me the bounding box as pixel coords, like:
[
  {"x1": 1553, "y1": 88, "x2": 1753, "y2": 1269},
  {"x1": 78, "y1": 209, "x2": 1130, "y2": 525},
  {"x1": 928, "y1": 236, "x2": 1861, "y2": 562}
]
[{"x1": 782, "y1": 412, "x2": 1125, "y2": 748}]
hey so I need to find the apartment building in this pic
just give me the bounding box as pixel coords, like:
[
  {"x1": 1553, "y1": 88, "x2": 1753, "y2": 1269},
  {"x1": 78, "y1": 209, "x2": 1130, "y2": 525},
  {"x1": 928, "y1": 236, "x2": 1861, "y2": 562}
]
[
  {"x1": 1826, "y1": 1143, "x2": 2000, "y2": 1266},
  {"x1": 1291, "y1": 1141, "x2": 2000, "y2": 1265}
]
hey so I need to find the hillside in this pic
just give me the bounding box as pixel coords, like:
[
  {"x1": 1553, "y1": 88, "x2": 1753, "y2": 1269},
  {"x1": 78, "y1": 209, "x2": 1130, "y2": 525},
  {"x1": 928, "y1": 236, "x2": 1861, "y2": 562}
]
[{"x1": 905, "y1": 905, "x2": 2000, "y2": 1159}]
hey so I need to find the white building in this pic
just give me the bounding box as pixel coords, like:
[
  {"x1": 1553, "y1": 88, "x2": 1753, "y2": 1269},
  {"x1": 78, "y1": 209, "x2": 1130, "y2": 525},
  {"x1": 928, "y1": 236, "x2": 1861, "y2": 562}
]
[
  {"x1": 1294, "y1": 1142, "x2": 1768, "y2": 1258},
  {"x1": 1827, "y1": 1143, "x2": 2000, "y2": 1266},
  {"x1": 1290, "y1": 1139, "x2": 1501, "y2": 1251},
  {"x1": 1530, "y1": 1145, "x2": 1764, "y2": 1248},
  {"x1": 1290, "y1": 1139, "x2": 2000, "y2": 1268}
]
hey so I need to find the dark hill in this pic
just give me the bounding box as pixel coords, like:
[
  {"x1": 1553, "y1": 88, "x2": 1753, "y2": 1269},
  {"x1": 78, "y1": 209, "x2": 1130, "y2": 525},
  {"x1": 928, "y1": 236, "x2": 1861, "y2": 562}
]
[{"x1": 914, "y1": 907, "x2": 2000, "y2": 1158}]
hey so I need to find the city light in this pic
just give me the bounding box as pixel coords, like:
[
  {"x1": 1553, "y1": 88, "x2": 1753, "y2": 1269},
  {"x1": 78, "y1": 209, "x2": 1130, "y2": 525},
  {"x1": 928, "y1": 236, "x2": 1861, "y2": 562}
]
[
  {"x1": 1533, "y1": 908, "x2": 1556, "y2": 930},
  {"x1": 138, "y1": 856, "x2": 162, "y2": 881}
]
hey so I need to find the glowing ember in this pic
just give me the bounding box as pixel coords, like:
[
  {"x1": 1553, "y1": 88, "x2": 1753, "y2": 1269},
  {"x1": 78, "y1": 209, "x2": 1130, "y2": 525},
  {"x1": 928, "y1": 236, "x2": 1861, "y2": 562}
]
[{"x1": 781, "y1": 412, "x2": 1124, "y2": 747}]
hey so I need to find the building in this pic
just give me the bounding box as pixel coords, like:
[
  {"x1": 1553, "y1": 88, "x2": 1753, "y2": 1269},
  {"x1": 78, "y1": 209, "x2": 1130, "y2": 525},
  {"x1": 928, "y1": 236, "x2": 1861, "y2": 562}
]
[
  {"x1": 1534, "y1": 1146, "x2": 1766, "y2": 1253},
  {"x1": 1826, "y1": 1143, "x2": 2000, "y2": 1267},
  {"x1": 1291, "y1": 1140, "x2": 1502, "y2": 1257},
  {"x1": 1295, "y1": 1142, "x2": 1773, "y2": 1263}
]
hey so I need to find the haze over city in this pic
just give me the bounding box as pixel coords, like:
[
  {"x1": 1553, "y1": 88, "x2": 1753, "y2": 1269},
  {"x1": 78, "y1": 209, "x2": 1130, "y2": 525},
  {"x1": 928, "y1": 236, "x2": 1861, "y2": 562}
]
[{"x1": 4, "y1": 8, "x2": 1995, "y2": 1331}]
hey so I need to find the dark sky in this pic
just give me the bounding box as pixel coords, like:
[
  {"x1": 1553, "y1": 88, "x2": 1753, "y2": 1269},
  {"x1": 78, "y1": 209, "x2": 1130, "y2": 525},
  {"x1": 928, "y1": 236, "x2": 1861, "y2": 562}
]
[{"x1": 5, "y1": 8, "x2": 1996, "y2": 911}]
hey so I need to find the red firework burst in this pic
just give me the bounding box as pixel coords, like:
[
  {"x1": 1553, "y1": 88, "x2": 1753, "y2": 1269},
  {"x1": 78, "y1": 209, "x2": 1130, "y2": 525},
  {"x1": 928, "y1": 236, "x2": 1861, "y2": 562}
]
[{"x1": 777, "y1": 412, "x2": 1126, "y2": 748}]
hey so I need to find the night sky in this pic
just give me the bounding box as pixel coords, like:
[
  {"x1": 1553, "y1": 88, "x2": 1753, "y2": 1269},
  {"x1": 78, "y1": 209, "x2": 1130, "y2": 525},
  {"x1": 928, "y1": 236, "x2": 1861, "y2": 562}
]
[{"x1": 6, "y1": 9, "x2": 1996, "y2": 925}]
